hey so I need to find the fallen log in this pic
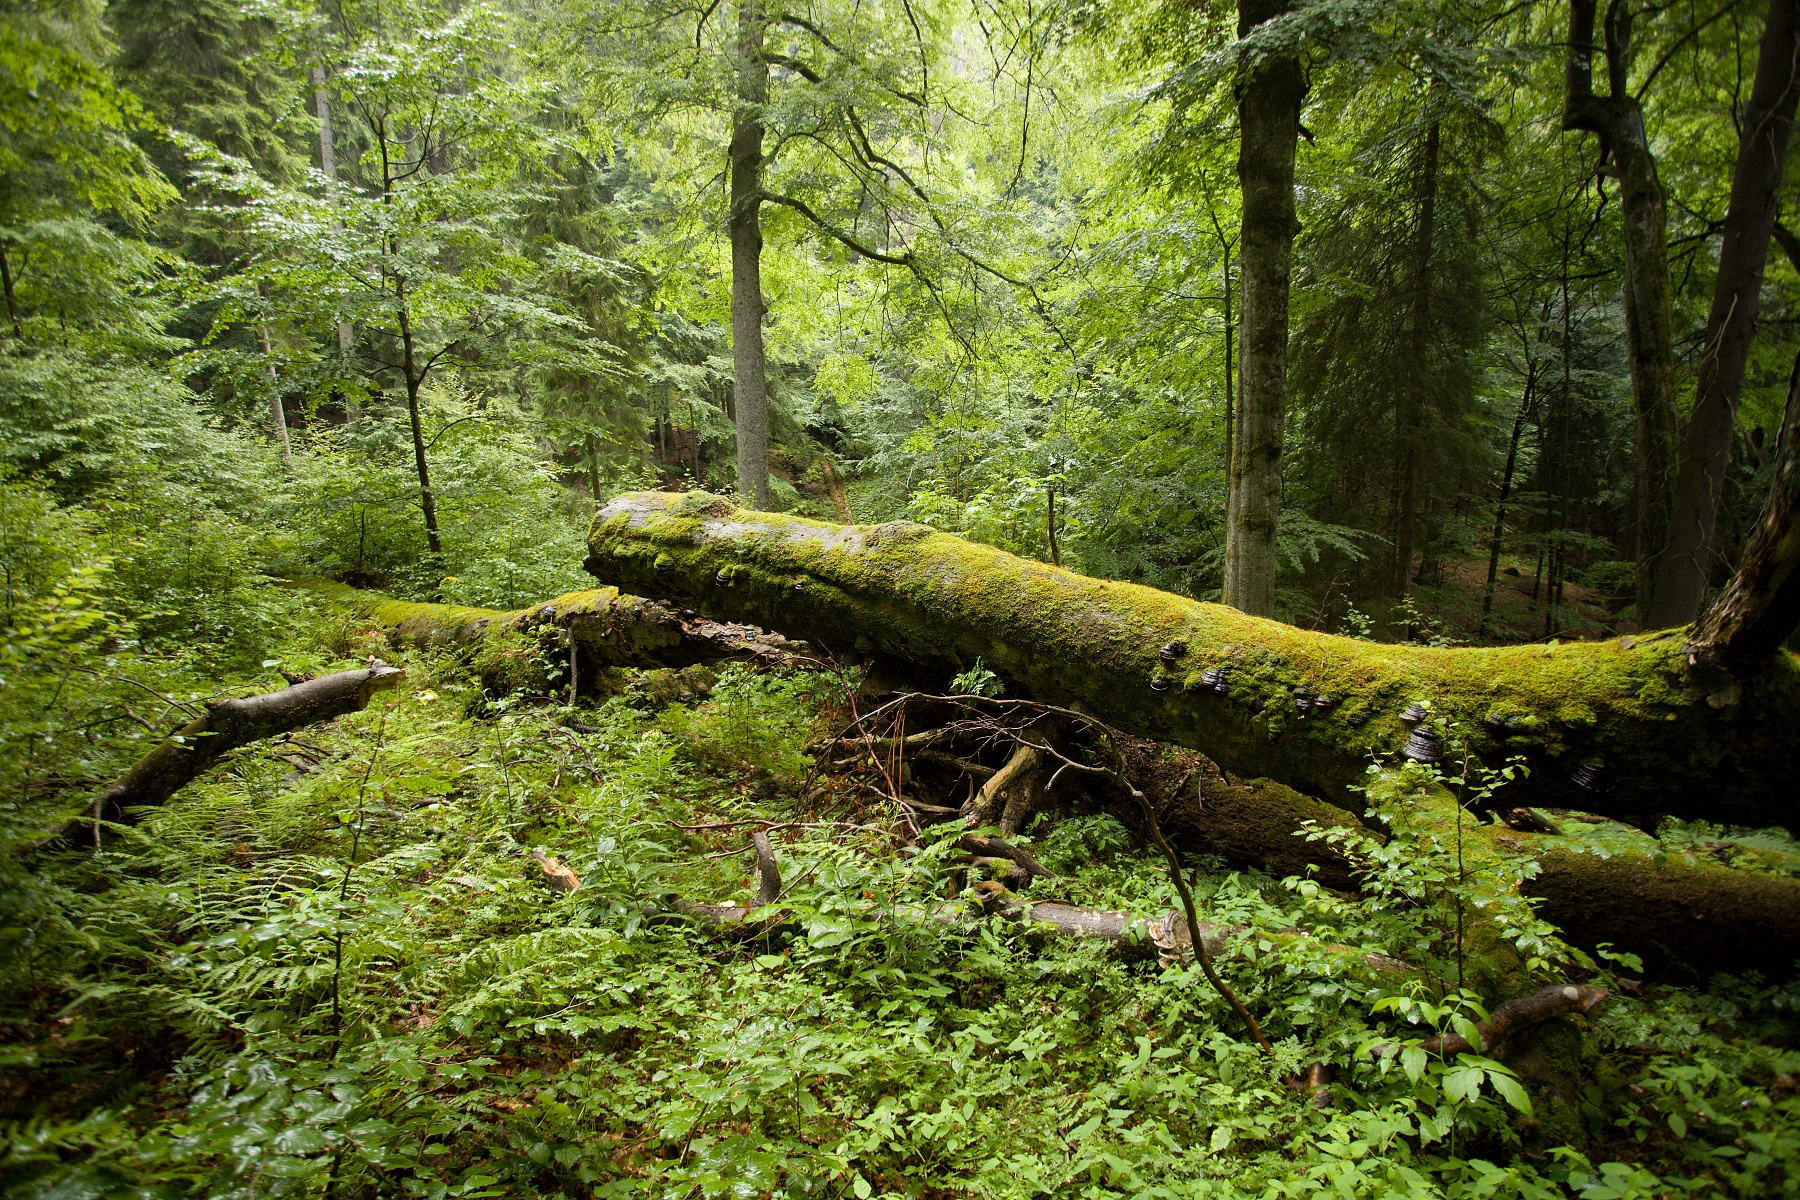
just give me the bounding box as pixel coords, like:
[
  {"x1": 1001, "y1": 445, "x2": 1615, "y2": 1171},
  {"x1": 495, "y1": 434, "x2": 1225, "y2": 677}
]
[
  {"x1": 76, "y1": 665, "x2": 405, "y2": 837},
  {"x1": 291, "y1": 577, "x2": 810, "y2": 686},
  {"x1": 1123, "y1": 747, "x2": 1800, "y2": 979},
  {"x1": 583, "y1": 492, "x2": 1800, "y2": 829}
]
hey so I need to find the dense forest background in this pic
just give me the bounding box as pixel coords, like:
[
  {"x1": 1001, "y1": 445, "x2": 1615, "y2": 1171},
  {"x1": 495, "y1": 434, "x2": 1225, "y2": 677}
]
[
  {"x1": 7, "y1": 0, "x2": 1800, "y2": 1196},
  {"x1": 11, "y1": 0, "x2": 1796, "y2": 640}
]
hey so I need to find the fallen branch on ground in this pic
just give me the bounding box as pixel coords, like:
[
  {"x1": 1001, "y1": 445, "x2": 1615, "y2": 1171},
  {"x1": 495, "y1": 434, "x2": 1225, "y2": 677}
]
[{"x1": 71, "y1": 665, "x2": 405, "y2": 843}]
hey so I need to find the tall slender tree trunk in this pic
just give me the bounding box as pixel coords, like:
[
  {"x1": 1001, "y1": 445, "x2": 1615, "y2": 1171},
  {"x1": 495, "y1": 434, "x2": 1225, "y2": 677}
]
[
  {"x1": 1482, "y1": 367, "x2": 1534, "y2": 636},
  {"x1": 259, "y1": 323, "x2": 292, "y2": 463},
  {"x1": 1223, "y1": 0, "x2": 1303, "y2": 617},
  {"x1": 729, "y1": 0, "x2": 772, "y2": 510},
  {"x1": 586, "y1": 432, "x2": 602, "y2": 502},
  {"x1": 312, "y1": 68, "x2": 358, "y2": 416},
  {"x1": 1562, "y1": 0, "x2": 1681, "y2": 624},
  {"x1": 1393, "y1": 119, "x2": 1441, "y2": 597},
  {"x1": 396, "y1": 280, "x2": 442, "y2": 556},
  {"x1": 1652, "y1": 0, "x2": 1800, "y2": 628}
]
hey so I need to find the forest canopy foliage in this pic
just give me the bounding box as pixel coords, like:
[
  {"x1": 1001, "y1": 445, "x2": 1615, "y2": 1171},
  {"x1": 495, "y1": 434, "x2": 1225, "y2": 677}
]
[{"x1": 6, "y1": 0, "x2": 1800, "y2": 1196}]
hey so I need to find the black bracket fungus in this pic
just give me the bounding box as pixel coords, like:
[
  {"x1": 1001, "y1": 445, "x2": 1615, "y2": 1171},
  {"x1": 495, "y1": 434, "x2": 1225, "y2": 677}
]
[
  {"x1": 1150, "y1": 677, "x2": 1170, "y2": 693},
  {"x1": 1159, "y1": 640, "x2": 1187, "y2": 663},
  {"x1": 792, "y1": 580, "x2": 805, "y2": 593},
  {"x1": 1294, "y1": 687, "x2": 1319, "y2": 713},
  {"x1": 654, "y1": 554, "x2": 675, "y2": 575},
  {"x1": 1400, "y1": 702, "x2": 1429, "y2": 724},
  {"x1": 1402, "y1": 727, "x2": 1443, "y2": 763},
  {"x1": 714, "y1": 570, "x2": 733, "y2": 588},
  {"x1": 1200, "y1": 665, "x2": 1232, "y2": 694}
]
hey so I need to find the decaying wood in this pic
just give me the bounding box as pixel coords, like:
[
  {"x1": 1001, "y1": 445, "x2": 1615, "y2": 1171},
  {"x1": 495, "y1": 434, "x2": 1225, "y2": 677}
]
[
  {"x1": 1688, "y1": 353, "x2": 1800, "y2": 673},
  {"x1": 752, "y1": 830, "x2": 783, "y2": 906},
  {"x1": 1409, "y1": 984, "x2": 1610, "y2": 1058},
  {"x1": 531, "y1": 849, "x2": 582, "y2": 893},
  {"x1": 291, "y1": 577, "x2": 810, "y2": 688},
  {"x1": 583, "y1": 492, "x2": 1800, "y2": 829},
  {"x1": 79, "y1": 666, "x2": 405, "y2": 836},
  {"x1": 822, "y1": 694, "x2": 1800, "y2": 981}
]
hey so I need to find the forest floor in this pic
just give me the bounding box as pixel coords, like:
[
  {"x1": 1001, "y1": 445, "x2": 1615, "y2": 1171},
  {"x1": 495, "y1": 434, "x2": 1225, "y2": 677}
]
[
  {"x1": 9, "y1": 604, "x2": 1800, "y2": 1199},
  {"x1": 1414, "y1": 559, "x2": 1618, "y2": 646}
]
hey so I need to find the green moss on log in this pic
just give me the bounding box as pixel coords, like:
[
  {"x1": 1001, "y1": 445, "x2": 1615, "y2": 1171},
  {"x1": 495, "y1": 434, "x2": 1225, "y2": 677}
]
[
  {"x1": 291, "y1": 577, "x2": 731, "y2": 668},
  {"x1": 583, "y1": 492, "x2": 1800, "y2": 827}
]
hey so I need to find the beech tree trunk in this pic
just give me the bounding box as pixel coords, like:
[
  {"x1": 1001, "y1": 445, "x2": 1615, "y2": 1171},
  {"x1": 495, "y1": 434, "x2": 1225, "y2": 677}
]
[
  {"x1": 1224, "y1": 0, "x2": 1303, "y2": 618},
  {"x1": 730, "y1": 0, "x2": 772, "y2": 510},
  {"x1": 1562, "y1": 0, "x2": 1681, "y2": 623},
  {"x1": 1652, "y1": 0, "x2": 1800, "y2": 628},
  {"x1": 584, "y1": 492, "x2": 1800, "y2": 828}
]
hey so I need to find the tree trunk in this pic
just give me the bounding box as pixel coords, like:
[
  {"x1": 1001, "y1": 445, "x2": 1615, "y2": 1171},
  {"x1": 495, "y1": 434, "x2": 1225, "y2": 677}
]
[
  {"x1": 1482, "y1": 371, "x2": 1533, "y2": 636},
  {"x1": 1121, "y1": 745, "x2": 1800, "y2": 980},
  {"x1": 259, "y1": 323, "x2": 292, "y2": 462},
  {"x1": 586, "y1": 432, "x2": 603, "y2": 502},
  {"x1": 291, "y1": 577, "x2": 809, "y2": 674},
  {"x1": 1562, "y1": 0, "x2": 1681, "y2": 624},
  {"x1": 312, "y1": 65, "x2": 357, "y2": 410},
  {"x1": 1393, "y1": 119, "x2": 1441, "y2": 598},
  {"x1": 0, "y1": 241, "x2": 22, "y2": 338},
  {"x1": 1689, "y1": 349, "x2": 1800, "y2": 672},
  {"x1": 1224, "y1": 0, "x2": 1303, "y2": 618},
  {"x1": 730, "y1": 0, "x2": 772, "y2": 510},
  {"x1": 396, "y1": 285, "x2": 442, "y2": 556},
  {"x1": 77, "y1": 666, "x2": 405, "y2": 835},
  {"x1": 585, "y1": 491, "x2": 1800, "y2": 828},
  {"x1": 820, "y1": 455, "x2": 853, "y2": 522},
  {"x1": 1652, "y1": 0, "x2": 1800, "y2": 628}
]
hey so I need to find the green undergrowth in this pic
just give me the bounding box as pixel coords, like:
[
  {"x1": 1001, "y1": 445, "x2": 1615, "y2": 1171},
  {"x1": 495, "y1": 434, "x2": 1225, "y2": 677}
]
[{"x1": 5, "y1": 627, "x2": 1800, "y2": 1199}]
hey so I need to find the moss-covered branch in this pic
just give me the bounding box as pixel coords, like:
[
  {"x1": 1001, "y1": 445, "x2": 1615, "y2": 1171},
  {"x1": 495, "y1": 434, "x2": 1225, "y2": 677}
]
[
  {"x1": 290, "y1": 577, "x2": 807, "y2": 675},
  {"x1": 584, "y1": 492, "x2": 1800, "y2": 829}
]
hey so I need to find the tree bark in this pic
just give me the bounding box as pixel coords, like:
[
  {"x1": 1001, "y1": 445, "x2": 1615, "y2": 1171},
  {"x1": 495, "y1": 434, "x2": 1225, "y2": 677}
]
[
  {"x1": 0, "y1": 241, "x2": 22, "y2": 338},
  {"x1": 396, "y1": 283, "x2": 442, "y2": 556},
  {"x1": 1689, "y1": 349, "x2": 1800, "y2": 672},
  {"x1": 585, "y1": 491, "x2": 1800, "y2": 828},
  {"x1": 259, "y1": 323, "x2": 292, "y2": 463},
  {"x1": 1393, "y1": 119, "x2": 1441, "y2": 598},
  {"x1": 1224, "y1": 0, "x2": 1303, "y2": 618},
  {"x1": 1562, "y1": 0, "x2": 1681, "y2": 623},
  {"x1": 1482, "y1": 373, "x2": 1533, "y2": 636},
  {"x1": 78, "y1": 666, "x2": 404, "y2": 834},
  {"x1": 290, "y1": 577, "x2": 809, "y2": 675},
  {"x1": 1113, "y1": 738, "x2": 1800, "y2": 980},
  {"x1": 730, "y1": 0, "x2": 772, "y2": 510},
  {"x1": 312, "y1": 65, "x2": 357, "y2": 406},
  {"x1": 1652, "y1": 0, "x2": 1800, "y2": 628}
]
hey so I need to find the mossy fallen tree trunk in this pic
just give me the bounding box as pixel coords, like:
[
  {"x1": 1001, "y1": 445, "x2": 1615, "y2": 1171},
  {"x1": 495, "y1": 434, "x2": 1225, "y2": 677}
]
[
  {"x1": 291, "y1": 578, "x2": 808, "y2": 683},
  {"x1": 584, "y1": 492, "x2": 1800, "y2": 830},
  {"x1": 1126, "y1": 748, "x2": 1800, "y2": 979}
]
